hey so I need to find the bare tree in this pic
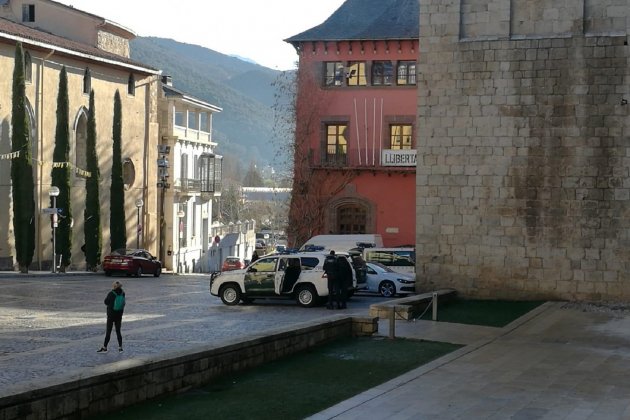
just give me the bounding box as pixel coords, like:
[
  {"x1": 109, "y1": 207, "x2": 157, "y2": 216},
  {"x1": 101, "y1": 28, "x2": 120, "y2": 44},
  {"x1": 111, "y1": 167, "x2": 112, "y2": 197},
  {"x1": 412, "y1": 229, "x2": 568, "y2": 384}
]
[{"x1": 273, "y1": 65, "x2": 355, "y2": 248}]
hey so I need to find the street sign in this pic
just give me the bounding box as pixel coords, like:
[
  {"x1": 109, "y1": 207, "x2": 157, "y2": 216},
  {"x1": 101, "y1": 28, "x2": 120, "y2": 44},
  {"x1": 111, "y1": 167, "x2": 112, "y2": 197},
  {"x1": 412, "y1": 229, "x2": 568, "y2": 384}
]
[{"x1": 43, "y1": 208, "x2": 63, "y2": 214}]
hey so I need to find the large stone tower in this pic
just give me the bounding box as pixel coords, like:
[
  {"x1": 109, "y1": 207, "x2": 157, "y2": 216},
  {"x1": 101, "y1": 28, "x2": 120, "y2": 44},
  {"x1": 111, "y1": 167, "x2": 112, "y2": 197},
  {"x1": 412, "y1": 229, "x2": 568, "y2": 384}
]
[{"x1": 416, "y1": 0, "x2": 630, "y2": 300}]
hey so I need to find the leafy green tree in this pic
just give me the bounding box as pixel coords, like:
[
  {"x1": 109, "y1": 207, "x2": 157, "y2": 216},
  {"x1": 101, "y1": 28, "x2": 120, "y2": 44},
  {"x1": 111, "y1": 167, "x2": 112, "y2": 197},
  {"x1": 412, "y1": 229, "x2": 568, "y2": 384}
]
[
  {"x1": 51, "y1": 66, "x2": 72, "y2": 271},
  {"x1": 110, "y1": 90, "x2": 126, "y2": 251},
  {"x1": 84, "y1": 90, "x2": 102, "y2": 271},
  {"x1": 10, "y1": 42, "x2": 35, "y2": 273}
]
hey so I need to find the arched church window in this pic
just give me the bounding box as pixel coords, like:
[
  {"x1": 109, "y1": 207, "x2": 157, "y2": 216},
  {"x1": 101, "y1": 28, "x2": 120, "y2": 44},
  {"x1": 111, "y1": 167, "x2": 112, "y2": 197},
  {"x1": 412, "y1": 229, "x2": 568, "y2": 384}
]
[
  {"x1": 83, "y1": 68, "x2": 91, "y2": 94},
  {"x1": 24, "y1": 51, "x2": 32, "y2": 83}
]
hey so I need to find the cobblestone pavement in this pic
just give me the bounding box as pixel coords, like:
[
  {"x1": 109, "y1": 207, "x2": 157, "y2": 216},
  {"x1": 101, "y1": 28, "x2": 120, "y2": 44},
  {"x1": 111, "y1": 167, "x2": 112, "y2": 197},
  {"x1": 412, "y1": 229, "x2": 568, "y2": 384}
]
[{"x1": 0, "y1": 273, "x2": 381, "y2": 397}]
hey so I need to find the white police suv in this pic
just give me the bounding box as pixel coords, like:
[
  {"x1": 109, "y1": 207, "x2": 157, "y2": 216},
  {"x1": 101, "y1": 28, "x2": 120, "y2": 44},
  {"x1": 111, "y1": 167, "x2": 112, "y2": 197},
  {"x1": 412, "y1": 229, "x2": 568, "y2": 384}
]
[{"x1": 209, "y1": 252, "x2": 366, "y2": 307}]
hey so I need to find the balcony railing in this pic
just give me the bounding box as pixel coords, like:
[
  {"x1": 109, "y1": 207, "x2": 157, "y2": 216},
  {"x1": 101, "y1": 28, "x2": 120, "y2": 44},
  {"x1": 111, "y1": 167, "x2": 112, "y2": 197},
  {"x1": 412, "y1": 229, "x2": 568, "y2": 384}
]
[
  {"x1": 174, "y1": 178, "x2": 202, "y2": 193},
  {"x1": 174, "y1": 178, "x2": 223, "y2": 194},
  {"x1": 174, "y1": 126, "x2": 214, "y2": 144}
]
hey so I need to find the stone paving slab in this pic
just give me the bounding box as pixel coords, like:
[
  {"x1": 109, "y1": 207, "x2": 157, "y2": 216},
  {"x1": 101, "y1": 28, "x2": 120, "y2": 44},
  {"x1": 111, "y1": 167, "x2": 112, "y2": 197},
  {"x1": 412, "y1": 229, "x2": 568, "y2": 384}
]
[{"x1": 310, "y1": 302, "x2": 630, "y2": 419}]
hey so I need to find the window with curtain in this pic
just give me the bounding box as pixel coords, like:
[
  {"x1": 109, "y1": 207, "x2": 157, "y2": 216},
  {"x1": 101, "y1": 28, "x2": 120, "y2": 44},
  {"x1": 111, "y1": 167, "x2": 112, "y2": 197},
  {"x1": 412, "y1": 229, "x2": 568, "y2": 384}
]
[
  {"x1": 390, "y1": 124, "x2": 413, "y2": 149},
  {"x1": 325, "y1": 124, "x2": 348, "y2": 165}
]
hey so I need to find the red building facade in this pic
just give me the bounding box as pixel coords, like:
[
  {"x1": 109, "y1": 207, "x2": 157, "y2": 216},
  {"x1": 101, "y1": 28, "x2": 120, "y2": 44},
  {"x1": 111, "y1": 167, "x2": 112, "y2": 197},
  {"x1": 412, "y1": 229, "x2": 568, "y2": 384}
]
[{"x1": 285, "y1": 0, "x2": 419, "y2": 248}]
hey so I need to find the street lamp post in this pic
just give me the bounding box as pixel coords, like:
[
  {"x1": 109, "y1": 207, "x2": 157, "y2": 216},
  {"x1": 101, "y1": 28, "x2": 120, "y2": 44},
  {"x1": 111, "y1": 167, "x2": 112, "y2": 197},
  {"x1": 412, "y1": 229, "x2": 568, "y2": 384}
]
[
  {"x1": 135, "y1": 199, "x2": 144, "y2": 249},
  {"x1": 48, "y1": 186, "x2": 60, "y2": 273},
  {"x1": 177, "y1": 209, "x2": 185, "y2": 273}
]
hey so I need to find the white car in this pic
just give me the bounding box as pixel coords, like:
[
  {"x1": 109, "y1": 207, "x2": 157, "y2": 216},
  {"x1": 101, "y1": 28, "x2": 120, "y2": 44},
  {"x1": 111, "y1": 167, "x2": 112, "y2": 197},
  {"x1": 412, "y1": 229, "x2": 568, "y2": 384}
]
[
  {"x1": 363, "y1": 262, "x2": 416, "y2": 297},
  {"x1": 209, "y1": 252, "x2": 365, "y2": 307}
]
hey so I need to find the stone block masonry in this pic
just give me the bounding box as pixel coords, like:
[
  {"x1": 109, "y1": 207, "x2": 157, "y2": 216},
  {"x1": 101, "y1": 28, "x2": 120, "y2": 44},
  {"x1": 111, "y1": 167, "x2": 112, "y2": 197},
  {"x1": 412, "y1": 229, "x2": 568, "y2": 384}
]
[{"x1": 417, "y1": 0, "x2": 630, "y2": 301}]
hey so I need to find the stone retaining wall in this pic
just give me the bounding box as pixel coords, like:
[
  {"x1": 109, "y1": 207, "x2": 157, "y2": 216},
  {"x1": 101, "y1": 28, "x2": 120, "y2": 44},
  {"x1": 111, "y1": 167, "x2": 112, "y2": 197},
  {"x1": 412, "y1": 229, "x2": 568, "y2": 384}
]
[{"x1": 0, "y1": 316, "x2": 377, "y2": 420}]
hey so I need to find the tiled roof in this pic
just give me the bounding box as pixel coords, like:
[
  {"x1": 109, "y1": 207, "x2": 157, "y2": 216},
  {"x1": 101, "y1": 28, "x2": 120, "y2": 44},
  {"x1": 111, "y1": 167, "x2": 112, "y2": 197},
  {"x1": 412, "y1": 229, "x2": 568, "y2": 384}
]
[
  {"x1": 163, "y1": 84, "x2": 222, "y2": 112},
  {"x1": 285, "y1": 0, "x2": 419, "y2": 43},
  {"x1": 0, "y1": 17, "x2": 157, "y2": 73}
]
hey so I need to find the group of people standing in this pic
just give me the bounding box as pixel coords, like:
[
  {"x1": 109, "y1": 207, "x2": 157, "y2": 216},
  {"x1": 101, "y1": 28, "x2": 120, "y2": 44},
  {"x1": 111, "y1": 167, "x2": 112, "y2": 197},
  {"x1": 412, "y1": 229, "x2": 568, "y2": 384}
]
[{"x1": 323, "y1": 250, "x2": 353, "y2": 309}]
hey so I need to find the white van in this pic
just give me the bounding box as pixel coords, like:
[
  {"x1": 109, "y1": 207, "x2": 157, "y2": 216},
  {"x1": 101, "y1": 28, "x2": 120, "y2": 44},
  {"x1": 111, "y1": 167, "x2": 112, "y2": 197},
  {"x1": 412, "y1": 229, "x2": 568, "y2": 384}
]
[
  {"x1": 362, "y1": 247, "x2": 415, "y2": 274},
  {"x1": 299, "y1": 234, "x2": 383, "y2": 253}
]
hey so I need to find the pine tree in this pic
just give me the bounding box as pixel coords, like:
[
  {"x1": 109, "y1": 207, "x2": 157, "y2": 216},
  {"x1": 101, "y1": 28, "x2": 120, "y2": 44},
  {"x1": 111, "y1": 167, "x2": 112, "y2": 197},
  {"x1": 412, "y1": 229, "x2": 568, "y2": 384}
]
[
  {"x1": 110, "y1": 90, "x2": 126, "y2": 251},
  {"x1": 51, "y1": 66, "x2": 72, "y2": 271},
  {"x1": 242, "y1": 162, "x2": 264, "y2": 187},
  {"x1": 10, "y1": 42, "x2": 35, "y2": 273},
  {"x1": 84, "y1": 90, "x2": 102, "y2": 271}
]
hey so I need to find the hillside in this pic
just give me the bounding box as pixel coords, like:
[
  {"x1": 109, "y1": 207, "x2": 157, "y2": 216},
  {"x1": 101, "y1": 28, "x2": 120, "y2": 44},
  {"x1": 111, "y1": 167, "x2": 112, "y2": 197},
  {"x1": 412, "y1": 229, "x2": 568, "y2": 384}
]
[{"x1": 130, "y1": 37, "x2": 283, "y2": 171}]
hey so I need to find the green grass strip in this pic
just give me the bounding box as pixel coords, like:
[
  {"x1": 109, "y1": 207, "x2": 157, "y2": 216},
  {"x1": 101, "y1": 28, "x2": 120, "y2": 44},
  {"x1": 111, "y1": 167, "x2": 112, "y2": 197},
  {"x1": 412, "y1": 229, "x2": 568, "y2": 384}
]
[
  {"x1": 100, "y1": 337, "x2": 461, "y2": 420},
  {"x1": 418, "y1": 299, "x2": 545, "y2": 327}
]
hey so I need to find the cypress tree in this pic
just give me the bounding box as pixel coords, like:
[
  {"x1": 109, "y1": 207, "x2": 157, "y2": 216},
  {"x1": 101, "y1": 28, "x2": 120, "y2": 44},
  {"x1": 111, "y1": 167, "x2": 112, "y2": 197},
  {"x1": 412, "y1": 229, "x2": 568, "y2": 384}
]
[
  {"x1": 84, "y1": 90, "x2": 102, "y2": 271},
  {"x1": 110, "y1": 90, "x2": 126, "y2": 251},
  {"x1": 10, "y1": 42, "x2": 35, "y2": 273},
  {"x1": 51, "y1": 66, "x2": 72, "y2": 271}
]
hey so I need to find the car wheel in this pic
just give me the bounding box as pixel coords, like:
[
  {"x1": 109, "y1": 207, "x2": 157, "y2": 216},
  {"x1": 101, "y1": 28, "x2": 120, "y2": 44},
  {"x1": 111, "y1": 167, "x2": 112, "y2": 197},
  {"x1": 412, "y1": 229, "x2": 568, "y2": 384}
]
[
  {"x1": 220, "y1": 284, "x2": 241, "y2": 305},
  {"x1": 135, "y1": 266, "x2": 143, "y2": 277},
  {"x1": 378, "y1": 281, "x2": 396, "y2": 298},
  {"x1": 153, "y1": 265, "x2": 162, "y2": 277},
  {"x1": 295, "y1": 284, "x2": 317, "y2": 308},
  {"x1": 104, "y1": 270, "x2": 112, "y2": 277}
]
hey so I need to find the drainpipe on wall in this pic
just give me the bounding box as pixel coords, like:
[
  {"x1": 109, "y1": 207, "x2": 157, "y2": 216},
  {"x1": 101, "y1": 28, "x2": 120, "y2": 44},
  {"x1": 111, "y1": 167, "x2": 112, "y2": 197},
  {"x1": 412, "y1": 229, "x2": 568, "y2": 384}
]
[{"x1": 36, "y1": 49, "x2": 55, "y2": 270}]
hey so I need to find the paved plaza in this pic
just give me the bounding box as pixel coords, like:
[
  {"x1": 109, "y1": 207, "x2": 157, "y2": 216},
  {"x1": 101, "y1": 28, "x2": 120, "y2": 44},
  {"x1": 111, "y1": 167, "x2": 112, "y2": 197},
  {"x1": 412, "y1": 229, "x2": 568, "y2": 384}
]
[
  {"x1": 0, "y1": 272, "x2": 377, "y2": 398},
  {"x1": 3, "y1": 273, "x2": 630, "y2": 419}
]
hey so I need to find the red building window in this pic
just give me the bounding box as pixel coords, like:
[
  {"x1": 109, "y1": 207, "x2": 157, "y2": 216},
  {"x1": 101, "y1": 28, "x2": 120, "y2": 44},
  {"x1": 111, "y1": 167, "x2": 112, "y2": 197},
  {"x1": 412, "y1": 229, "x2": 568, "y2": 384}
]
[
  {"x1": 325, "y1": 124, "x2": 348, "y2": 165},
  {"x1": 346, "y1": 62, "x2": 367, "y2": 86},
  {"x1": 371, "y1": 61, "x2": 393, "y2": 86},
  {"x1": 324, "y1": 62, "x2": 344, "y2": 86},
  {"x1": 390, "y1": 124, "x2": 413, "y2": 149},
  {"x1": 397, "y1": 61, "x2": 416, "y2": 85}
]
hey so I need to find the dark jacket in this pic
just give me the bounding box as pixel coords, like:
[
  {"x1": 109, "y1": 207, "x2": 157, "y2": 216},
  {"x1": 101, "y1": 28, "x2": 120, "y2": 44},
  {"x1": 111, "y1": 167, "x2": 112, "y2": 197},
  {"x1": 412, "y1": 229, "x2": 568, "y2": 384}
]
[
  {"x1": 337, "y1": 257, "x2": 353, "y2": 287},
  {"x1": 323, "y1": 255, "x2": 339, "y2": 280},
  {"x1": 104, "y1": 288, "x2": 125, "y2": 318}
]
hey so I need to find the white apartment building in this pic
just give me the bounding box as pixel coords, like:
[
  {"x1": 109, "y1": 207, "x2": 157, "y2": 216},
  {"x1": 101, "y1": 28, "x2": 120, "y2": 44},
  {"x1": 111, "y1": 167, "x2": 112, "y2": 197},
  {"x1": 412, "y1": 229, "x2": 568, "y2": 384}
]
[{"x1": 157, "y1": 77, "x2": 222, "y2": 273}]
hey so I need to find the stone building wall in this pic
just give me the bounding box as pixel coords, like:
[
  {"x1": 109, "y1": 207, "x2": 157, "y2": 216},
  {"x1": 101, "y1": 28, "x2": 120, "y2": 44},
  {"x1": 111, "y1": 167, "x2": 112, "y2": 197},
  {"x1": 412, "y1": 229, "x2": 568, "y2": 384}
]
[
  {"x1": 416, "y1": 0, "x2": 630, "y2": 301},
  {"x1": 97, "y1": 31, "x2": 130, "y2": 58},
  {"x1": 0, "y1": 43, "x2": 158, "y2": 270}
]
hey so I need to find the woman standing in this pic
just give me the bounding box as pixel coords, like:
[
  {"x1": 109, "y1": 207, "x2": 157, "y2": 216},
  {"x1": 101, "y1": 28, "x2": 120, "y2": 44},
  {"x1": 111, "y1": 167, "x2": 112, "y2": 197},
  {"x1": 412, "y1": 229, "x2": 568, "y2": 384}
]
[{"x1": 97, "y1": 281, "x2": 125, "y2": 353}]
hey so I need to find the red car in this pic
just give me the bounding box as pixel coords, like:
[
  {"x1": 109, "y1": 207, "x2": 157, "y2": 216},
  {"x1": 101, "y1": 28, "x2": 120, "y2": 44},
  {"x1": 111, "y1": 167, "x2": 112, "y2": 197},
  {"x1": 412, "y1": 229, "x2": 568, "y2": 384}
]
[
  {"x1": 221, "y1": 256, "x2": 244, "y2": 272},
  {"x1": 103, "y1": 249, "x2": 162, "y2": 277}
]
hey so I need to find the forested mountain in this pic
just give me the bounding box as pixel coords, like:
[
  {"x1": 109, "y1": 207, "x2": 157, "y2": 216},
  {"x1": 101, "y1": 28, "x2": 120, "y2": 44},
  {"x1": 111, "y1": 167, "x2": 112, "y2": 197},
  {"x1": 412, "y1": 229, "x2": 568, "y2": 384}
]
[{"x1": 130, "y1": 37, "x2": 287, "y2": 177}]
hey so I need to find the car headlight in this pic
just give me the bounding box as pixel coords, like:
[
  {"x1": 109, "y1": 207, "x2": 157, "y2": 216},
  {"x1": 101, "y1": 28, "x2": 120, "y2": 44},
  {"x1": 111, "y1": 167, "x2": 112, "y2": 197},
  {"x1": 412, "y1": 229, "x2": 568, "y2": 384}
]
[{"x1": 396, "y1": 278, "x2": 415, "y2": 284}]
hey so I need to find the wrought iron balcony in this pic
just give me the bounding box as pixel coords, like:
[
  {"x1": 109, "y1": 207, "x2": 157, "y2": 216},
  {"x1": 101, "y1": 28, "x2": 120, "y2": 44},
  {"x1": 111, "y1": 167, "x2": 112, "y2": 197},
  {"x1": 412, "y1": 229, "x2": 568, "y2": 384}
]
[{"x1": 174, "y1": 178, "x2": 202, "y2": 193}]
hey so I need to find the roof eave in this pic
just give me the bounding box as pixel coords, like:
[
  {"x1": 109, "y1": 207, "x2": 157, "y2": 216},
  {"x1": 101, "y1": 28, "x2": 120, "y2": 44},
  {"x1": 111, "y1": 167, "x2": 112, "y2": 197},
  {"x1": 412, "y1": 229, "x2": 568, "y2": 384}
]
[{"x1": 0, "y1": 32, "x2": 159, "y2": 75}]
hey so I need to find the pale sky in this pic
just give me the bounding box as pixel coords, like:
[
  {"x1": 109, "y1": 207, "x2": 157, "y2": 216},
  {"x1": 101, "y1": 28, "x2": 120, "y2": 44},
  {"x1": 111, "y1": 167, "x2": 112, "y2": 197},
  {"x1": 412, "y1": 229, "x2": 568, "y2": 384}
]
[{"x1": 56, "y1": 0, "x2": 347, "y2": 70}]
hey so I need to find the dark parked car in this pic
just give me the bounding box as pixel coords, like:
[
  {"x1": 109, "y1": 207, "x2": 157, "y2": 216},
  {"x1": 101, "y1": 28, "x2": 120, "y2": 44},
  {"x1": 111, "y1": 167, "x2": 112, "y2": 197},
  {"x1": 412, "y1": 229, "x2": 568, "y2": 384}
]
[{"x1": 103, "y1": 249, "x2": 162, "y2": 277}]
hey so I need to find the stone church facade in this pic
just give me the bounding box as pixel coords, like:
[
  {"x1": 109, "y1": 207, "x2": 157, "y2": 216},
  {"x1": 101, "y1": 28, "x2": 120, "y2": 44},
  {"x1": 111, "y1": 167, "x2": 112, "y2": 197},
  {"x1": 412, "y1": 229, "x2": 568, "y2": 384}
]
[
  {"x1": 416, "y1": 0, "x2": 629, "y2": 300},
  {"x1": 0, "y1": 0, "x2": 160, "y2": 270}
]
